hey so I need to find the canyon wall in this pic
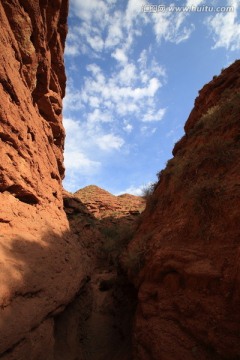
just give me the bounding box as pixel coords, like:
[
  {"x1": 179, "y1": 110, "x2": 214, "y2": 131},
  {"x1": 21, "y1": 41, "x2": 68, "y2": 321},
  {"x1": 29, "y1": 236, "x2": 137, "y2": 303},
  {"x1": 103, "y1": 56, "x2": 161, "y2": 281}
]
[
  {"x1": 0, "y1": 1, "x2": 85, "y2": 358},
  {"x1": 129, "y1": 60, "x2": 240, "y2": 360}
]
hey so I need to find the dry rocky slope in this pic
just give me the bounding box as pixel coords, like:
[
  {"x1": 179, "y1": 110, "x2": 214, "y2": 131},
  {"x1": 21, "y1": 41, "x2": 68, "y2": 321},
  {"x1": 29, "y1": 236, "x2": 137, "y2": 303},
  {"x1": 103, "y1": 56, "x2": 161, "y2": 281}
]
[
  {"x1": 128, "y1": 60, "x2": 240, "y2": 360},
  {"x1": 0, "y1": 1, "x2": 86, "y2": 358},
  {"x1": 74, "y1": 185, "x2": 145, "y2": 220}
]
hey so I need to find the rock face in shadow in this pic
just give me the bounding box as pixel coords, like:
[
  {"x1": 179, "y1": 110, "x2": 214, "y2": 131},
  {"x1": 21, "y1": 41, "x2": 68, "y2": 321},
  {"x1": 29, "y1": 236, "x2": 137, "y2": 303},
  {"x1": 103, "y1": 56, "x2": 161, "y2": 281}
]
[
  {"x1": 56, "y1": 189, "x2": 144, "y2": 360},
  {"x1": 0, "y1": 1, "x2": 85, "y2": 358},
  {"x1": 128, "y1": 60, "x2": 240, "y2": 360}
]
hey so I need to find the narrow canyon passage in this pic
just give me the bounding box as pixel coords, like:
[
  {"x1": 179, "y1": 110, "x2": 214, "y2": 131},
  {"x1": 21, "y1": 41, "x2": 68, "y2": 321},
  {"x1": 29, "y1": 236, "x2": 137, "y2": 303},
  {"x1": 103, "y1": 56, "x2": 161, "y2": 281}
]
[
  {"x1": 53, "y1": 190, "x2": 140, "y2": 360},
  {"x1": 54, "y1": 264, "x2": 137, "y2": 360}
]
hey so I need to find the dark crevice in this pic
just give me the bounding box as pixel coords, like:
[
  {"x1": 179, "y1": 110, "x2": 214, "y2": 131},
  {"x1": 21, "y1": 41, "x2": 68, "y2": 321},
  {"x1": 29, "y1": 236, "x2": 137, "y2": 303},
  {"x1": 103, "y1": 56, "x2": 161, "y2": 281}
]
[
  {"x1": 14, "y1": 289, "x2": 43, "y2": 300},
  {"x1": 0, "y1": 338, "x2": 25, "y2": 358},
  {"x1": 0, "y1": 218, "x2": 11, "y2": 223},
  {"x1": 0, "y1": 78, "x2": 20, "y2": 105},
  {"x1": 32, "y1": 63, "x2": 48, "y2": 103},
  {"x1": 57, "y1": 158, "x2": 65, "y2": 179},
  {"x1": 4, "y1": 185, "x2": 39, "y2": 205},
  {"x1": 52, "y1": 191, "x2": 58, "y2": 198},
  {"x1": 27, "y1": 127, "x2": 35, "y2": 141},
  {"x1": 0, "y1": 132, "x2": 18, "y2": 150},
  {"x1": 51, "y1": 172, "x2": 60, "y2": 181}
]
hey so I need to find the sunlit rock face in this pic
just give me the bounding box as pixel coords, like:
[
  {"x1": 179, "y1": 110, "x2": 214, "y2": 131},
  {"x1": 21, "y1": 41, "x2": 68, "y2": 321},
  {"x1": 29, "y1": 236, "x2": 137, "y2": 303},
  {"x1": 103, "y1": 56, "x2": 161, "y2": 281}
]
[
  {"x1": 129, "y1": 60, "x2": 240, "y2": 360},
  {"x1": 0, "y1": 1, "x2": 85, "y2": 358}
]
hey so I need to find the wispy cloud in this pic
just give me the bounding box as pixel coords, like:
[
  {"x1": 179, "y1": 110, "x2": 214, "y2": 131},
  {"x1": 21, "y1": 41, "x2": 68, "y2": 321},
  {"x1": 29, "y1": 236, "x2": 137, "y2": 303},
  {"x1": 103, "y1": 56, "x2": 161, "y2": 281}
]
[
  {"x1": 123, "y1": 121, "x2": 133, "y2": 133},
  {"x1": 117, "y1": 181, "x2": 153, "y2": 196},
  {"x1": 95, "y1": 134, "x2": 124, "y2": 151},
  {"x1": 206, "y1": 0, "x2": 240, "y2": 51},
  {"x1": 63, "y1": 117, "x2": 101, "y2": 174},
  {"x1": 151, "y1": 9, "x2": 194, "y2": 44},
  {"x1": 186, "y1": 0, "x2": 204, "y2": 6},
  {"x1": 143, "y1": 108, "x2": 166, "y2": 122}
]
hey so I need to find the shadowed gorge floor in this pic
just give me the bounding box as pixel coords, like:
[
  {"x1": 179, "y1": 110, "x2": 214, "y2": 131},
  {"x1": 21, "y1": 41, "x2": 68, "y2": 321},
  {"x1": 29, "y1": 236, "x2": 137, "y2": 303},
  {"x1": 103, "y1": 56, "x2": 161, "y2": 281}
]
[{"x1": 53, "y1": 190, "x2": 142, "y2": 360}]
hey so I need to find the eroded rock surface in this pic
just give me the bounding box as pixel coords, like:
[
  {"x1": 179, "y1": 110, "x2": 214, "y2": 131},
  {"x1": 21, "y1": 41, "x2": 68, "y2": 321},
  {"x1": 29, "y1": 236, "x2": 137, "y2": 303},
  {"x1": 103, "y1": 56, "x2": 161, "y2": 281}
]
[
  {"x1": 129, "y1": 60, "x2": 240, "y2": 360},
  {"x1": 0, "y1": 1, "x2": 85, "y2": 358},
  {"x1": 75, "y1": 185, "x2": 145, "y2": 220}
]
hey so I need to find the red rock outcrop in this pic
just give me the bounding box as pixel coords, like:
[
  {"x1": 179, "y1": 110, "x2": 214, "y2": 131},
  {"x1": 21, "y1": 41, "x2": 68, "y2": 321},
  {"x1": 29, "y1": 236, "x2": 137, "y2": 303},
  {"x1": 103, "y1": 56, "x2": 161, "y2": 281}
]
[
  {"x1": 0, "y1": 1, "x2": 84, "y2": 358},
  {"x1": 75, "y1": 185, "x2": 145, "y2": 220},
  {"x1": 128, "y1": 60, "x2": 240, "y2": 359}
]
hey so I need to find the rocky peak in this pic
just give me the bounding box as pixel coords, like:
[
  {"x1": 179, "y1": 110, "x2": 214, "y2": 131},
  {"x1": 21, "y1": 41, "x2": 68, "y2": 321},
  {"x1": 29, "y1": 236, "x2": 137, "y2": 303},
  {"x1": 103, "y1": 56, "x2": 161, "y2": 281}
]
[{"x1": 74, "y1": 185, "x2": 145, "y2": 220}]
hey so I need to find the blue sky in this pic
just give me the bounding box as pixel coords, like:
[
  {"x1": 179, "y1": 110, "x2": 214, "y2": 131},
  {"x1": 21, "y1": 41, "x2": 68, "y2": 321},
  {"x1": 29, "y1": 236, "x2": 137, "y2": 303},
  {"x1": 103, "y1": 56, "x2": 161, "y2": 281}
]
[{"x1": 63, "y1": 0, "x2": 240, "y2": 195}]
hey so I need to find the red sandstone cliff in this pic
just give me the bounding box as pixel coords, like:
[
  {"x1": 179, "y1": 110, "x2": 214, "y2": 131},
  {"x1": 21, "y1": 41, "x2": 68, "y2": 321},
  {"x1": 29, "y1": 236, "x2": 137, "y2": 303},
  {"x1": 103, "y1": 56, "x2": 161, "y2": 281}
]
[
  {"x1": 0, "y1": 1, "x2": 84, "y2": 358},
  {"x1": 127, "y1": 60, "x2": 240, "y2": 359}
]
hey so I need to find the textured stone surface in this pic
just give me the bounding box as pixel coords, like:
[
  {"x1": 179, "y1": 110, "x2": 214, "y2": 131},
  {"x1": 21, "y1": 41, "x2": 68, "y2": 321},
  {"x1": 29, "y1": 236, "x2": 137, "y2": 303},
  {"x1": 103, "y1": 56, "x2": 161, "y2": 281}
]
[
  {"x1": 75, "y1": 185, "x2": 145, "y2": 220},
  {"x1": 129, "y1": 60, "x2": 240, "y2": 360},
  {"x1": 0, "y1": 1, "x2": 84, "y2": 358}
]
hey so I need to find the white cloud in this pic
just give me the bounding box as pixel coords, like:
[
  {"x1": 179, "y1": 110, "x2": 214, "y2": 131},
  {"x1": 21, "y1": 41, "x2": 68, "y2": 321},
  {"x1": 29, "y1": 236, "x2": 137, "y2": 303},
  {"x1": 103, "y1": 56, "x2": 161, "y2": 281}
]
[
  {"x1": 73, "y1": 60, "x2": 164, "y2": 122},
  {"x1": 125, "y1": 0, "x2": 146, "y2": 29},
  {"x1": 123, "y1": 121, "x2": 133, "y2": 133},
  {"x1": 138, "y1": 49, "x2": 148, "y2": 68},
  {"x1": 118, "y1": 181, "x2": 153, "y2": 196},
  {"x1": 64, "y1": 151, "x2": 101, "y2": 172},
  {"x1": 95, "y1": 134, "x2": 124, "y2": 151},
  {"x1": 143, "y1": 108, "x2": 166, "y2": 122},
  {"x1": 146, "y1": 78, "x2": 161, "y2": 97},
  {"x1": 105, "y1": 11, "x2": 124, "y2": 48},
  {"x1": 116, "y1": 102, "x2": 139, "y2": 116},
  {"x1": 86, "y1": 63, "x2": 102, "y2": 75},
  {"x1": 206, "y1": 0, "x2": 240, "y2": 51},
  {"x1": 77, "y1": 23, "x2": 105, "y2": 53},
  {"x1": 150, "y1": 59, "x2": 166, "y2": 78},
  {"x1": 88, "y1": 96, "x2": 100, "y2": 108},
  {"x1": 87, "y1": 109, "x2": 112, "y2": 123},
  {"x1": 123, "y1": 185, "x2": 144, "y2": 196},
  {"x1": 66, "y1": 0, "x2": 197, "y2": 61},
  {"x1": 71, "y1": 0, "x2": 110, "y2": 24},
  {"x1": 63, "y1": 82, "x2": 83, "y2": 111},
  {"x1": 152, "y1": 9, "x2": 194, "y2": 44},
  {"x1": 166, "y1": 129, "x2": 175, "y2": 138},
  {"x1": 111, "y1": 48, "x2": 128, "y2": 63},
  {"x1": 63, "y1": 117, "x2": 124, "y2": 181},
  {"x1": 186, "y1": 0, "x2": 204, "y2": 6},
  {"x1": 118, "y1": 63, "x2": 136, "y2": 84},
  {"x1": 65, "y1": 43, "x2": 80, "y2": 56},
  {"x1": 63, "y1": 117, "x2": 101, "y2": 174}
]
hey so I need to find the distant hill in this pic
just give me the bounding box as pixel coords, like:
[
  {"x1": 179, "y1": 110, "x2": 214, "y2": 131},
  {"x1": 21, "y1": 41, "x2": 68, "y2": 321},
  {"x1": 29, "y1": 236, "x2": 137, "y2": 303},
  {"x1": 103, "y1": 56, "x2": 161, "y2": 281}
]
[{"x1": 74, "y1": 185, "x2": 145, "y2": 219}]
